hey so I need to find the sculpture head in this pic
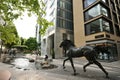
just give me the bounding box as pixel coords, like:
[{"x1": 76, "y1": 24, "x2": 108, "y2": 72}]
[{"x1": 59, "y1": 39, "x2": 75, "y2": 49}]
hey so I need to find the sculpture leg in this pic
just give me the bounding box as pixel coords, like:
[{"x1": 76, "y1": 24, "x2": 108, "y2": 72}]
[
  {"x1": 69, "y1": 58, "x2": 76, "y2": 75},
  {"x1": 83, "y1": 61, "x2": 93, "y2": 72},
  {"x1": 63, "y1": 57, "x2": 69, "y2": 69},
  {"x1": 93, "y1": 60, "x2": 109, "y2": 78},
  {"x1": 83, "y1": 53, "x2": 94, "y2": 72}
]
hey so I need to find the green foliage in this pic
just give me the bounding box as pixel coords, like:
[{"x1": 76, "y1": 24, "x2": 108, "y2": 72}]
[
  {"x1": 0, "y1": 21, "x2": 20, "y2": 48},
  {"x1": 0, "y1": 0, "x2": 53, "y2": 34},
  {"x1": 0, "y1": 0, "x2": 45, "y2": 21},
  {"x1": 20, "y1": 37, "x2": 26, "y2": 45},
  {"x1": 37, "y1": 18, "x2": 53, "y2": 35},
  {"x1": 25, "y1": 37, "x2": 37, "y2": 51}
]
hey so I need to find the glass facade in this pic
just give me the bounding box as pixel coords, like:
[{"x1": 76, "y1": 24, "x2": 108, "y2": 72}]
[
  {"x1": 84, "y1": 4, "x2": 110, "y2": 21},
  {"x1": 57, "y1": 9, "x2": 73, "y2": 20},
  {"x1": 88, "y1": 43, "x2": 118, "y2": 60},
  {"x1": 85, "y1": 18, "x2": 113, "y2": 35},
  {"x1": 83, "y1": 0, "x2": 120, "y2": 61},
  {"x1": 83, "y1": 0, "x2": 96, "y2": 8},
  {"x1": 57, "y1": 0, "x2": 73, "y2": 30}
]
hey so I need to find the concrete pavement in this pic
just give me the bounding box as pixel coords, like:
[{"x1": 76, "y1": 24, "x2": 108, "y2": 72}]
[{"x1": 0, "y1": 56, "x2": 120, "y2": 80}]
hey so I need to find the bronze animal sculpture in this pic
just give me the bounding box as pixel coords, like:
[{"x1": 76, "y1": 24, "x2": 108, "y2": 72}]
[{"x1": 59, "y1": 39, "x2": 109, "y2": 78}]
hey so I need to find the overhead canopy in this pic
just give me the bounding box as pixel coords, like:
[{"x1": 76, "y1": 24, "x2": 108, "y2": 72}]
[{"x1": 12, "y1": 45, "x2": 28, "y2": 49}]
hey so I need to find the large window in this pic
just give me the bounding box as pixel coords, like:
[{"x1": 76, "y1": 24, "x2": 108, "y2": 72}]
[
  {"x1": 83, "y1": 0, "x2": 96, "y2": 8},
  {"x1": 84, "y1": 4, "x2": 110, "y2": 21},
  {"x1": 85, "y1": 18, "x2": 112, "y2": 35},
  {"x1": 57, "y1": 0, "x2": 73, "y2": 30},
  {"x1": 57, "y1": 18, "x2": 73, "y2": 30},
  {"x1": 57, "y1": 9, "x2": 73, "y2": 20},
  {"x1": 58, "y1": 0, "x2": 72, "y2": 11}
]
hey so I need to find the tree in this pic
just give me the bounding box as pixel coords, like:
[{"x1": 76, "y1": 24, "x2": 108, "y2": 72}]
[
  {"x1": 0, "y1": 0, "x2": 53, "y2": 34},
  {"x1": 25, "y1": 37, "x2": 37, "y2": 51},
  {"x1": 20, "y1": 37, "x2": 26, "y2": 45},
  {"x1": 0, "y1": 21, "x2": 20, "y2": 48}
]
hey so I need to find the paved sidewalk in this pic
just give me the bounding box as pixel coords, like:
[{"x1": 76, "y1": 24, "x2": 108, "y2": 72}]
[
  {"x1": 0, "y1": 55, "x2": 120, "y2": 80},
  {"x1": 73, "y1": 57, "x2": 120, "y2": 69}
]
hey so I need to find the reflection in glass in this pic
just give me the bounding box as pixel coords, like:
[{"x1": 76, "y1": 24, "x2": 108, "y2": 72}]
[
  {"x1": 84, "y1": 4, "x2": 109, "y2": 21},
  {"x1": 84, "y1": 0, "x2": 96, "y2": 8},
  {"x1": 85, "y1": 18, "x2": 111, "y2": 35}
]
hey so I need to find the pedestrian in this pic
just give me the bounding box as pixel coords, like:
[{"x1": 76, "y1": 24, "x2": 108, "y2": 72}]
[{"x1": 44, "y1": 55, "x2": 48, "y2": 61}]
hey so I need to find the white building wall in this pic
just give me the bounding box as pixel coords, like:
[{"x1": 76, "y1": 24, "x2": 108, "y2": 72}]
[{"x1": 41, "y1": 0, "x2": 57, "y2": 57}]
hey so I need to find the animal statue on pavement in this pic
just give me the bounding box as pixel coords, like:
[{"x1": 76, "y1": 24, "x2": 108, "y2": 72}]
[{"x1": 59, "y1": 39, "x2": 109, "y2": 78}]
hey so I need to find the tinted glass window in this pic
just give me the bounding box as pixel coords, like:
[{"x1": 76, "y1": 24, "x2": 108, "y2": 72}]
[
  {"x1": 85, "y1": 18, "x2": 112, "y2": 35},
  {"x1": 83, "y1": 0, "x2": 96, "y2": 8},
  {"x1": 84, "y1": 4, "x2": 110, "y2": 21}
]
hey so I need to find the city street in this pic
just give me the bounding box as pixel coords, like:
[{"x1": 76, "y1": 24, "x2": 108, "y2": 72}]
[{"x1": 0, "y1": 55, "x2": 120, "y2": 80}]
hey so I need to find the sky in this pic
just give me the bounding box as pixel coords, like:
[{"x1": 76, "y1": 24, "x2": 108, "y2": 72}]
[{"x1": 14, "y1": 13, "x2": 37, "y2": 39}]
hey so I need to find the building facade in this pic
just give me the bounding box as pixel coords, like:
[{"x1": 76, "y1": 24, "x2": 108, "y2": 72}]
[
  {"x1": 35, "y1": 24, "x2": 41, "y2": 51},
  {"x1": 41, "y1": 0, "x2": 120, "y2": 61},
  {"x1": 41, "y1": 0, "x2": 74, "y2": 58},
  {"x1": 73, "y1": 0, "x2": 120, "y2": 61}
]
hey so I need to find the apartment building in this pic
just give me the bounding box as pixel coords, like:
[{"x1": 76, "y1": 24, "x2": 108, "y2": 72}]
[{"x1": 40, "y1": 0, "x2": 120, "y2": 60}]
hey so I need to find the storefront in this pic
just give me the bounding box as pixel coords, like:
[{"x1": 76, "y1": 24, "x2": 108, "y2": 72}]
[{"x1": 86, "y1": 41, "x2": 118, "y2": 61}]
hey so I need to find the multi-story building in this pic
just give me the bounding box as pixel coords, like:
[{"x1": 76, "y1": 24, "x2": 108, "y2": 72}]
[
  {"x1": 41, "y1": 0, "x2": 120, "y2": 61},
  {"x1": 73, "y1": 0, "x2": 120, "y2": 60},
  {"x1": 41, "y1": 0, "x2": 73, "y2": 58}
]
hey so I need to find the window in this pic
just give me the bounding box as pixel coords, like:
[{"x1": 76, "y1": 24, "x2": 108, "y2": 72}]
[
  {"x1": 85, "y1": 19, "x2": 102, "y2": 35},
  {"x1": 50, "y1": 9, "x2": 55, "y2": 16},
  {"x1": 57, "y1": 9, "x2": 73, "y2": 20},
  {"x1": 101, "y1": 6, "x2": 108, "y2": 16},
  {"x1": 65, "y1": 2, "x2": 72, "y2": 11},
  {"x1": 59, "y1": 0, "x2": 65, "y2": 8},
  {"x1": 58, "y1": 0, "x2": 72, "y2": 11},
  {"x1": 50, "y1": 0, "x2": 55, "y2": 8},
  {"x1": 84, "y1": 4, "x2": 110, "y2": 21},
  {"x1": 83, "y1": 0, "x2": 97, "y2": 8},
  {"x1": 57, "y1": 18, "x2": 73, "y2": 30},
  {"x1": 102, "y1": 20, "x2": 110, "y2": 32},
  {"x1": 113, "y1": 13, "x2": 118, "y2": 24},
  {"x1": 110, "y1": 1, "x2": 115, "y2": 11},
  {"x1": 85, "y1": 18, "x2": 112, "y2": 35},
  {"x1": 115, "y1": 25, "x2": 120, "y2": 36}
]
